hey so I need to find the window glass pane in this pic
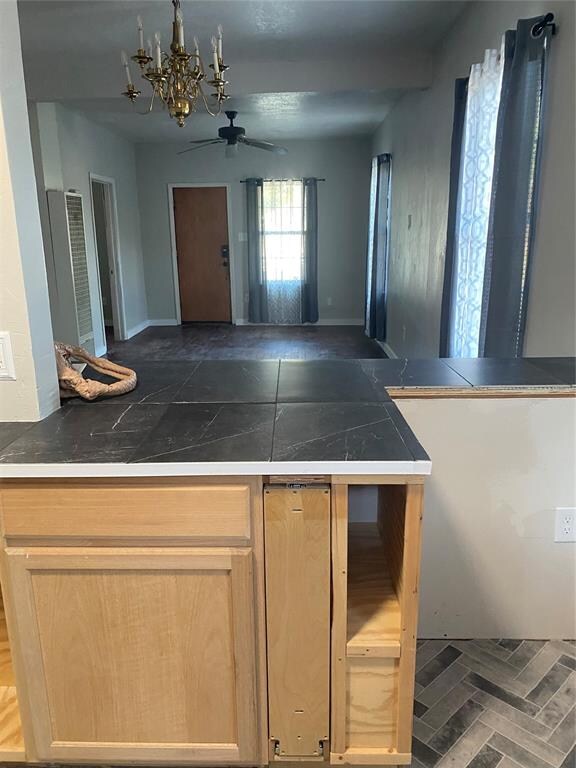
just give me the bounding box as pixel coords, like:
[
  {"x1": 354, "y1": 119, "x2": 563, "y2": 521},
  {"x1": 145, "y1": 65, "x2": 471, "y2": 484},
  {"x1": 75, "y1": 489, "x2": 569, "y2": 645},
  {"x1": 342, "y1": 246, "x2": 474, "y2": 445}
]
[{"x1": 262, "y1": 180, "x2": 304, "y2": 282}]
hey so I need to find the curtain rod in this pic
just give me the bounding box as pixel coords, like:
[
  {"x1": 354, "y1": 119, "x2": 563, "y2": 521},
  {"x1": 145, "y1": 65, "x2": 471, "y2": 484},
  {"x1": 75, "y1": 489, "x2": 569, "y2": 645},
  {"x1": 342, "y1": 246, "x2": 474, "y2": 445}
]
[{"x1": 240, "y1": 178, "x2": 326, "y2": 183}]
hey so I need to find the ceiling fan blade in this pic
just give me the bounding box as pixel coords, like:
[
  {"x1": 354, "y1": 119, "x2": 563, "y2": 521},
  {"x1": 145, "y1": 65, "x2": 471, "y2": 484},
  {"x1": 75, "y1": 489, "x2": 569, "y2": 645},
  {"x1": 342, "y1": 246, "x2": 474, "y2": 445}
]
[
  {"x1": 177, "y1": 139, "x2": 225, "y2": 155},
  {"x1": 239, "y1": 136, "x2": 288, "y2": 155}
]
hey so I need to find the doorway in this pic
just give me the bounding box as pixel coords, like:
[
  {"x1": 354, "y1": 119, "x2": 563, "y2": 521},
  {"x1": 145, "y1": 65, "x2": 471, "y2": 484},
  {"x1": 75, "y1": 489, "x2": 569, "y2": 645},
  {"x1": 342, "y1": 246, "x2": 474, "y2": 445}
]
[
  {"x1": 90, "y1": 176, "x2": 125, "y2": 344},
  {"x1": 171, "y1": 186, "x2": 232, "y2": 323}
]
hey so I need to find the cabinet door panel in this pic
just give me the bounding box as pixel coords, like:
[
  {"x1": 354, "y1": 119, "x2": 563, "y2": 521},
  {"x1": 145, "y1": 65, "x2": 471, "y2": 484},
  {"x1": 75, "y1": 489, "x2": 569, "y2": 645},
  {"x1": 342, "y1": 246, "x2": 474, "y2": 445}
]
[{"x1": 6, "y1": 547, "x2": 259, "y2": 764}]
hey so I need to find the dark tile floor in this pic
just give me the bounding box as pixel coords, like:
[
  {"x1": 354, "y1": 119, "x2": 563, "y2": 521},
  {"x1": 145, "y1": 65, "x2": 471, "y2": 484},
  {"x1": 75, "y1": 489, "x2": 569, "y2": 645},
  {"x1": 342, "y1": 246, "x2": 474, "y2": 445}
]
[{"x1": 106, "y1": 324, "x2": 385, "y2": 361}]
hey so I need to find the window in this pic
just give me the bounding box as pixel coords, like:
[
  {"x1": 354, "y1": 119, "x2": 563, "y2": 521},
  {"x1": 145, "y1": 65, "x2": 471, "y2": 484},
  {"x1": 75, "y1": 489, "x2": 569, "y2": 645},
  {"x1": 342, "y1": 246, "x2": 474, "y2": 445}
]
[
  {"x1": 443, "y1": 16, "x2": 552, "y2": 359},
  {"x1": 261, "y1": 180, "x2": 304, "y2": 283},
  {"x1": 365, "y1": 154, "x2": 392, "y2": 342},
  {"x1": 449, "y1": 48, "x2": 504, "y2": 358}
]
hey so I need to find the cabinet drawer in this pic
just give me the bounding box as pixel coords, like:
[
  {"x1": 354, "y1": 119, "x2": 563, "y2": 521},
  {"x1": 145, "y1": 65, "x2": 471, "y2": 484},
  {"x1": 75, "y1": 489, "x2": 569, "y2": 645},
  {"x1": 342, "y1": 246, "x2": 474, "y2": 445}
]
[{"x1": 0, "y1": 481, "x2": 251, "y2": 542}]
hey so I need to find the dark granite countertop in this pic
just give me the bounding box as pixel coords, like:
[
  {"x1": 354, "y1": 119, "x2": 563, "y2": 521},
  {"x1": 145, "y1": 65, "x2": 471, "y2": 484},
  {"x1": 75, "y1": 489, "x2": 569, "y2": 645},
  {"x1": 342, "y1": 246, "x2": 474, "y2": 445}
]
[
  {"x1": 0, "y1": 360, "x2": 427, "y2": 473},
  {"x1": 0, "y1": 357, "x2": 573, "y2": 475}
]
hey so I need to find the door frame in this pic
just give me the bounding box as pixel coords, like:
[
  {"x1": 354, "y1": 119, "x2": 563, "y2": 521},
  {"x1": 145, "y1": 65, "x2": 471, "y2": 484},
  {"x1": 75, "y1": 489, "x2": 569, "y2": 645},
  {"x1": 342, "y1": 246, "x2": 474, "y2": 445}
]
[
  {"x1": 89, "y1": 173, "x2": 127, "y2": 342},
  {"x1": 167, "y1": 182, "x2": 237, "y2": 325}
]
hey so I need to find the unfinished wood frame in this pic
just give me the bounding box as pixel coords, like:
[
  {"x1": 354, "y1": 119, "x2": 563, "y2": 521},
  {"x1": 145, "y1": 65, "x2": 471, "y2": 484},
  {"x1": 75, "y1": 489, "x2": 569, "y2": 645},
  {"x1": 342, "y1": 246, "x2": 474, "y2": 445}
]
[
  {"x1": 264, "y1": 486, "x2": 331, "y2": 760},
  {"x1": 330, "y1": 481, "x2": 424, "y2": 766}
]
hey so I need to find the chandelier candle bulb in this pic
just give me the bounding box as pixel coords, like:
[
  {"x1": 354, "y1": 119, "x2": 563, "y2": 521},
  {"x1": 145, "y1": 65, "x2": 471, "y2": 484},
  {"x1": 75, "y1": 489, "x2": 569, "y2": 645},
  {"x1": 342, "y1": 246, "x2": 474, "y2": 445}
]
[
  {"x1": 193, "y1": 36, "x2": 200, "y2": 62},
  {"x1": 137, "y1": 15, "x2": 144, "y2": 50},
  {"x1": 211, "y1": 36, "x2": 220, "y2": 73},
  {"x1": 121, "y1": 50, "x2": 132, "y2": 85},
  {"x1": 217, "y1": 25, "x2": 223, "y2": 60},
  {"x1": 154, "y1": 32, "x2": 162, "y2": 68},
  {"x1": 147, "y1": 38, "x2": 153, "y2": 60},
  {"x1": 176, "y1": 8, "x2": 184, "y2": 47}
]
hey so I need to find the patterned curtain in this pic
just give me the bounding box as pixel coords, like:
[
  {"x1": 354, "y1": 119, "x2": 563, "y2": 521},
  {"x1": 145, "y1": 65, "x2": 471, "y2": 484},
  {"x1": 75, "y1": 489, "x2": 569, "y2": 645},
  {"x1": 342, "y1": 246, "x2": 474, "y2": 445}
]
[{"x1": 448, "y1": 47, "x2": 504, "y2": 358}]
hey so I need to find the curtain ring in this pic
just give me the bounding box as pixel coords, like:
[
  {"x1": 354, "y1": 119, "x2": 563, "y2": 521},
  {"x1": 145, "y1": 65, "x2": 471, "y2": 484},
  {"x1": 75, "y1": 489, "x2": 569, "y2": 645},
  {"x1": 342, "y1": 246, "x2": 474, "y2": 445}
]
[{"x1": 531, "y1": 13, "x2": 555, "y2": 38}]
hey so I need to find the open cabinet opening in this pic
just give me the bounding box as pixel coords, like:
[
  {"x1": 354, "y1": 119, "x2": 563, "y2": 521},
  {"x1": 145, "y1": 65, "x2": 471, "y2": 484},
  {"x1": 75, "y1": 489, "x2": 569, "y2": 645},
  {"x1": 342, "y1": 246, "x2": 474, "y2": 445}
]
[
  {"x1": 0, "y1": 581, "x2": 25, "y2": 760},
  {"x1": 347, "y1": 486, "x2": 404, "y2": 658},
  {"x1": 344, "y1": 486, "x2": 408, "y2": 753}
]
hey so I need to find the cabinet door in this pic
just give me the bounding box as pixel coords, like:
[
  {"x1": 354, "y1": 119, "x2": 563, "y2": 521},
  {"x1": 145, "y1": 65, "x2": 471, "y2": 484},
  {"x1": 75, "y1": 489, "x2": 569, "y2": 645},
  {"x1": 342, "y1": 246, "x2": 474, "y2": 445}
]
[{"x1": 5, "y1": 547, "x2": 260, "y2": 764}]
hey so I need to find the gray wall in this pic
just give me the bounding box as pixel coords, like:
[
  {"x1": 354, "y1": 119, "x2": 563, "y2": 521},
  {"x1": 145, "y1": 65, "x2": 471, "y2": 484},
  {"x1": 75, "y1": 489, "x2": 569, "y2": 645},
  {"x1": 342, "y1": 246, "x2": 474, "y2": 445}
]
[
  {"x1": 373, "y1": 0, "x2": 576, "y2": 358},
  {"x1": 0, "y1": 1, "x2": 59, "y2": 420},
  {"x1": 33, "y1": 103, "x2": 149, "y2": 350},
  {"x1": 135, "y1": 137, "x2": 372, "y2": 323}
]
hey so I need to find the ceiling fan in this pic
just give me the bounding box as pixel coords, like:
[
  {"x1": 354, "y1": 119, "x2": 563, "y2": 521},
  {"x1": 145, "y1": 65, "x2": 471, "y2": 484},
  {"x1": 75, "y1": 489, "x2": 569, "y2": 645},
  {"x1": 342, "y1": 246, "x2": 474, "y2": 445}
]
[{"x1": 178, "y1": 110, "x2": 288, "y2": 158}]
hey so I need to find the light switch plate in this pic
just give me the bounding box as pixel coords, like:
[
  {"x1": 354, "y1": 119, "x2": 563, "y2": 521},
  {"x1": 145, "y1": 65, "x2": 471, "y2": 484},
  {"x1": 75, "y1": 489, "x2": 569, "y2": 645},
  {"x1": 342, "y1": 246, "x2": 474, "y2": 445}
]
[
  {"x1": 0, "y1": 332, "x2": 16, "y2": 380},
  {"x1": 555, "y1": 508, "x2": 576, "y2": 542}
]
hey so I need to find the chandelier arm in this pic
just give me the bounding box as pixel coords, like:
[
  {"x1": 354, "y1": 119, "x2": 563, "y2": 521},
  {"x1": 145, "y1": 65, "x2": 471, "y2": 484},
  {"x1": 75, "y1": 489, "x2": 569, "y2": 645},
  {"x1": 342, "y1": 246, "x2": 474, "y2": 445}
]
[
  {"x1": 199, "y1": 84, "x2": 222, "y2": 117},
  {"x1": 137, "y1": 89, "x2": 157, "y2": 115}
]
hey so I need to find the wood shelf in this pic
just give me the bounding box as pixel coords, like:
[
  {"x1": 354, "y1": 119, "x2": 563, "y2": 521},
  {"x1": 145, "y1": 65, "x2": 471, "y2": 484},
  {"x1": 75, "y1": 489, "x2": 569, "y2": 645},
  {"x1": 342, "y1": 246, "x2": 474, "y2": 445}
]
[
  {"x1": 0, "y1": 596, "x2": 25, "y2": 762},
  {"x1": 347, "y1": 524, "x2": 401, "y2": 658}
]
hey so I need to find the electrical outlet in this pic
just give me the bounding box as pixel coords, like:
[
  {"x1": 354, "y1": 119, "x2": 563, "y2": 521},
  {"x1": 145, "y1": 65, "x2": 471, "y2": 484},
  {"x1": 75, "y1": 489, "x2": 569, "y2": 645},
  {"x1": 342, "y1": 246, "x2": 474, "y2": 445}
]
[
  {"x1": 555, "y1": 508, "x2": 576, "y2": 542},
  {"x1": 0, "y1": 332, "x2": 16, "y2": 380}
]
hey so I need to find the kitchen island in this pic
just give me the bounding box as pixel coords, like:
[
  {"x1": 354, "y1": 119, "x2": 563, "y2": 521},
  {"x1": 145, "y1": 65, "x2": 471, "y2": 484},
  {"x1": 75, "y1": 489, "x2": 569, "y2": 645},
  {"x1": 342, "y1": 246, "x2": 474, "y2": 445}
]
[
  {"x1": 1, "y1": 356, "x2": 575, "y2": 766},
  {"x1": 0, "y1": 360, "x2": 431, "y2": 767}
]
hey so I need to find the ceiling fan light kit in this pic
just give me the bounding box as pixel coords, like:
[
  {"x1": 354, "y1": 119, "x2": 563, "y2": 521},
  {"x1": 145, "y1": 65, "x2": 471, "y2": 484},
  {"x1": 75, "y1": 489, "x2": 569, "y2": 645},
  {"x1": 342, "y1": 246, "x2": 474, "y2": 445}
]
[
  {"x1": 121, "y1": 0, "x2": 230, "y2": 127},
  {"x1": 178, "y1": 110, "x2": 289, "y2": 158}
]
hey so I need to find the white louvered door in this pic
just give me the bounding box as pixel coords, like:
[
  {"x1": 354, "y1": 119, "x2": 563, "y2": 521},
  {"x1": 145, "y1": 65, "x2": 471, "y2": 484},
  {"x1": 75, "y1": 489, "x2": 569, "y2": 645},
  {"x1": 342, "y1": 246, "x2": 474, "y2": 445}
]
[{"x1": 64, "y1": 193, "x2": 94, "y2": 350}]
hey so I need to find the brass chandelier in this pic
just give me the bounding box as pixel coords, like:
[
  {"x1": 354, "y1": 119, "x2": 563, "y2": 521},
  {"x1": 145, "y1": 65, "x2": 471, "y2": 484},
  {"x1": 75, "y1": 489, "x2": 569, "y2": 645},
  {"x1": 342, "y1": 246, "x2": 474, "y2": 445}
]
[{"x1": 120, "y1": 0, "x2": 230, "y2": 127}]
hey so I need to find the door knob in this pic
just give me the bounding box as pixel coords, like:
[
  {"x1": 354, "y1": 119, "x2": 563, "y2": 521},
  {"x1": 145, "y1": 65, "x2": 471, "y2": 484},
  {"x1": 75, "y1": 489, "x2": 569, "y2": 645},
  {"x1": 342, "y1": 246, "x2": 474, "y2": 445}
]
[{"x1": 221, "y1": 244, "x2": 230, "y2": 268}]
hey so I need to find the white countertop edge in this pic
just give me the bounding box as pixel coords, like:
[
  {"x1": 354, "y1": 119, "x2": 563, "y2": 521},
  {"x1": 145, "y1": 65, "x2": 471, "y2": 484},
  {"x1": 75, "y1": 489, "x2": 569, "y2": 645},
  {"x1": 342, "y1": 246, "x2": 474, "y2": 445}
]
[{"x1": 0, "y1": 460, "x2": 432, "y2": 479}]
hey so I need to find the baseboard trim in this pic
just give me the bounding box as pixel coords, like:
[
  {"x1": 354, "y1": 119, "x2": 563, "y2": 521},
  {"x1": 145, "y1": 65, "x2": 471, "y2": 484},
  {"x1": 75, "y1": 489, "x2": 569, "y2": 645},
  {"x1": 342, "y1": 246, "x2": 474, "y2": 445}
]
[
  {"x1": 124, "y1": 319, "x2": 180, "y2": 339},
  {"x1": 124, "y1": 320, "x2": 150, "y2": 339},
  {"x1": 235, "y1": 319, "x2": 365, "y2": 327},
  {"x1": 378, "y1": 340, "x2": 398, "y2": 358}
]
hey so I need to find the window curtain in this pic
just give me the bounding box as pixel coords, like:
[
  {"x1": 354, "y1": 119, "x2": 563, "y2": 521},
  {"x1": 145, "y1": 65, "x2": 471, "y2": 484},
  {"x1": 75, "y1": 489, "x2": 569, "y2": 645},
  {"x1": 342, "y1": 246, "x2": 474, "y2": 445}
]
[
  {"x1": 441, "y1": 15, "x2": 553, "y2": 358},
  {"x1": 440, "y1": 78, "x2": 469, "y2": 356},
  {"x1": 301, "y1": 178, "x2": 319, "y2": 323},
  {"x1": 245, "y1": 178, "x2": 268, "y2": 323},
  {"x1": 444, "y1": 48, "x2": 505, "y2": 358},
  {"x1": 365, "y1": 154, "x2": 392, "y2": 341},
  {"x1": 480, "y1": 18, "x2": 553, "y2": 357}
]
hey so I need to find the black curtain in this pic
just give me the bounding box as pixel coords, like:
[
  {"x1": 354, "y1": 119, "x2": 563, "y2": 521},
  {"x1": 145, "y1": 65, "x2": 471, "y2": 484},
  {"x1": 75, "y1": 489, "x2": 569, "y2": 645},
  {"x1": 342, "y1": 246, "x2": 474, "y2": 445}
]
[
  {"x1": 365, "y1": 154, "x2": 392, "y2": 341},
  {"x1": 301, "y1": 178, "x2": 319, "y2": 323},
  {"x1": 439, "y1": 78, "x2": 469, "y2": 357},
  {"x1": 245, "y1": 178, "x2": 268, "y2": 323},
  {"x1": 480, "y1": 17, "x2": 553, "y2": 357}
]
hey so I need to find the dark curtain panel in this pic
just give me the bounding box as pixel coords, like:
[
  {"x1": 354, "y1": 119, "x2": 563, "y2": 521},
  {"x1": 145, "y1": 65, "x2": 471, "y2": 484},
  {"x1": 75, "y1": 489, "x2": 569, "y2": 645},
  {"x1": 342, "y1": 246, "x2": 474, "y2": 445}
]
[
  {"x1": 439, "y1": 78, "x2": 469, "y2": 357},
  {"x1": 365, "y1": 154, "x2": 392, "y2": 340},
  {"x1": 301, "y1": 178, "x2": 319, "y2": 323},
  {"x1": 245, "y1": 177, "x2": 268, "y2": 323},
  {"x1": 480, "y1": 17, "x2": 553, "y2": 357}
]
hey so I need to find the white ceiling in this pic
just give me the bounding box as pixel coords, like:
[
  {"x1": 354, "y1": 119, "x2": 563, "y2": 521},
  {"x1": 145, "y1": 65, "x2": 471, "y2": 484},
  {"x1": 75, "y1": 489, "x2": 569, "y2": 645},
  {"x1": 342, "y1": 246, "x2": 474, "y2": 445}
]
[{"x1": 18, "y1": 0, "x2": 467, "y2": 142}]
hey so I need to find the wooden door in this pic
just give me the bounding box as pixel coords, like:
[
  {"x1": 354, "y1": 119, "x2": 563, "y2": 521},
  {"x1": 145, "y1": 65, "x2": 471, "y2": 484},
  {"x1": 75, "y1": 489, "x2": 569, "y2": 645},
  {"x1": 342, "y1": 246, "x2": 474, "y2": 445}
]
[
  {"x1": 6, "y1": 547, "x2": 259, "y2": 764},
  {"x1": 173, "y1": 187, "x2": 231, "y2": 322}
]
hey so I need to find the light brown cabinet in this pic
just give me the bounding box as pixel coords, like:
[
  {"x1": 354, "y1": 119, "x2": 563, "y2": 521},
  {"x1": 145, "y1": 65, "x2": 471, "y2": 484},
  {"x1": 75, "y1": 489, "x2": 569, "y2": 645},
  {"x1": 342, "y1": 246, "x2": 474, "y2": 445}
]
[
  {"x1": 0, "y1": 475, "x2": 424, "y2": 767},
  {"x1": 6, "y1": 547, "x2": 260, "y2": 764}
]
